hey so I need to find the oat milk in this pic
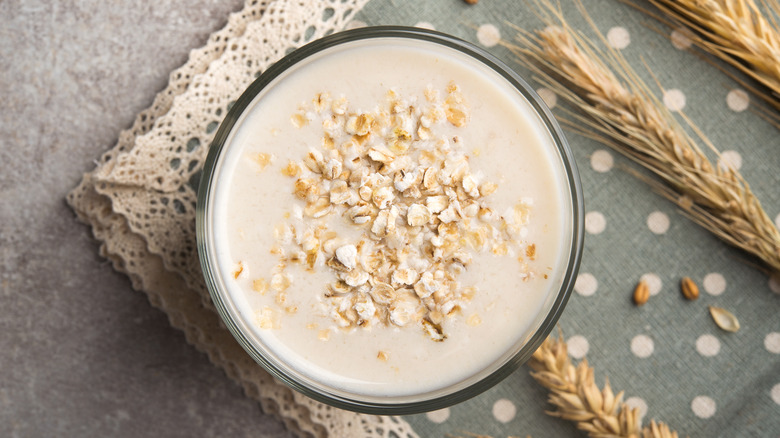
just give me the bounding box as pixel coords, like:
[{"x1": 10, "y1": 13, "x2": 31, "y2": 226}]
[{"x1": 210, "y1": 37, "x2": 571, "y2": 398}]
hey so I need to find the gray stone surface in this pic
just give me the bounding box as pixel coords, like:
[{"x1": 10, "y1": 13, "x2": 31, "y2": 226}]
[{"x1": 0, "y1": 1, "x2": 294, "y2": 436}]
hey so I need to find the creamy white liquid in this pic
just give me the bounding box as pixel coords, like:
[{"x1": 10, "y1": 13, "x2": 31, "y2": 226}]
[{"x1": 209, "y1": 38, "x2": 571, "y2": 399}]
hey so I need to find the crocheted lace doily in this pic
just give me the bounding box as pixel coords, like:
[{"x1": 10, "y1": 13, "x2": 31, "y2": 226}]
[{"x1": 67, "y1": 1, "x2": 420, "y2": 436}]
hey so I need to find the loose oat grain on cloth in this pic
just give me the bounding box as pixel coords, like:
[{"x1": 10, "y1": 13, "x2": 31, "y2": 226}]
[{"x1": 67, "y1": 1, "x2": 419, "y2": 436}]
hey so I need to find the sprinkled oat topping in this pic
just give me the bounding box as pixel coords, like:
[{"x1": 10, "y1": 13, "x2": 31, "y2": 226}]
[
  {"x1": 233, "y1": 261, "x2": 244, "y2": 279},
  {"x1": 249, "y1": 83, "x2": 539, "y2": 341},
  {"x1": 254, "y1": 153, "x2": 272, "y2": 170}
]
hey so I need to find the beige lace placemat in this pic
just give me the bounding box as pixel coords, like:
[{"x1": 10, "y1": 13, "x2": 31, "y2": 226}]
[{"x1": 67, "y1": 1, "x2": 419, "y2": 436}]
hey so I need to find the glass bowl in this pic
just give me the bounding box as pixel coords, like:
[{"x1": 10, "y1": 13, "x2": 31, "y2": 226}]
[{"x1": 197, "y1": 26, "x2": 583, "y2": 415}]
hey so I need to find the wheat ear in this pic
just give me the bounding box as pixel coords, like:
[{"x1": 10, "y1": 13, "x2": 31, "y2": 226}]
[
  {"x1": 648, "y1": 0, "x2": 780, "y2": 111},
  {"x1": 529, "y1": 335, "x2": 679, "y2": 438},
  {"x1": 505, "y1": 0, "x2": 780, "y2": 276}
]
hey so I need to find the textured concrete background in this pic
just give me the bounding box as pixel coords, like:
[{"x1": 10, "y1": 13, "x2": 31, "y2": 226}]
[{"x1": 0, "y1": 1, "x2": 294, "y2": 436}]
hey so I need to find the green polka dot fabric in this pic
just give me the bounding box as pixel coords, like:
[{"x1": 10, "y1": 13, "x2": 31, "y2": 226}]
[{"x1": 349, "y1": 0, "x2": 780, "y2": 436}]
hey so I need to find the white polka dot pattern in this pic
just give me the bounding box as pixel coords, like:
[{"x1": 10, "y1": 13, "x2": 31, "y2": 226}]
[
  {"x1": 703, "y1": 273, "x2": 726, "y2": 296},
  {"x1": 590, "y1": 149, "x2": 614, "y2": 173},
  {"x1": 567, "y1": 335, "x2": 590, "y2": 359},
  {"x1": 631, "y1": 335, "x2": 654, "y2": 358},
  {"x1": 772, "y1": 383, "x2": 780, "y2": 405},
  {"x1": 575, "y1": 273, "x2": 598, "y2": 296},
  {"x1": 691, "y1": 396, "x2": 717, "y2": 418},
  {"x1": 536, "y1": 87, "x2": 557, "y2": 109},
  {"x1": 671, "y1": 27, "x2": 694, "y2": 49},
  {"x1": 641, "y1": 273, "x2": 663, "y2": 296},
  {"x1": 624, "y1": 397, "x2": 648, "y2": 421},
  {"x1": 765, "y1": 332, "x2": 780, "y2": 354},
  {"x1": 426, "y1": 407, "x2": 450, "y2": 423},
  {"x1": 718, "y1": 150, "x2": 742, "y2": 171},
  {"x1": 607, "y1": 26, "x2": 630, "y2": 49},
  {"x1": 663, "y1": 89, "x2": 686, "y2": 111},
  {"x1": 492, "y1": 399, "x2": 516, "y2": 423},
  {"x1": 476, "y1": 24, "x2": 500, "y2": 47},
  {"x1": 696, "y1": 334, "x2": 720, "y2": 357},
  {"x1": 585, "y1": 211, "x2": 606, "y2": 234},
  {"x1": 726, "y1": 89, "x2": 749, "y2": 112},
  {"x1": 647, "y1": 211, "x2": 670, "y2": 234}
]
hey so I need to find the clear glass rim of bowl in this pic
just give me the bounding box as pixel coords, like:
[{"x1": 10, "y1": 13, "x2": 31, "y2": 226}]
[{"x1": 196, "y1": 25, "x2": 584, "y2": 415}]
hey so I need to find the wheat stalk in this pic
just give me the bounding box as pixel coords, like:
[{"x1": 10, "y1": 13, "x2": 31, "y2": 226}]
[
  {"x1": 505, "y1": 0, "x2": 780, "y2": 276},
  {"x1": 529, "y1": 335, "x2": 679, "y2": 438},
  {"x1": 647, "y1": 0, "x2": 780, "y2": 111},
  {"x1": 450, "y1": 334, "x2": 679, "y2": 438}
]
